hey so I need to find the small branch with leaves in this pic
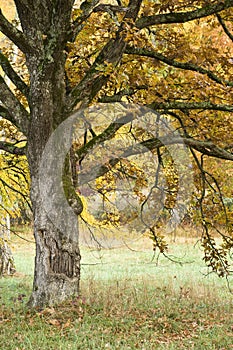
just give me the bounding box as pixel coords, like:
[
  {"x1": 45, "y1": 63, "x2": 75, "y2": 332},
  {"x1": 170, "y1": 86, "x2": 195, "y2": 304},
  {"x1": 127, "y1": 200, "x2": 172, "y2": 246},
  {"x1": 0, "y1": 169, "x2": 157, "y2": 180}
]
[
  {"x1": 125, "y1": 45, "x2": 233, "y2": 87},
  {"x1": 136, "y1": 0, "x2": 233, "y2": 29}
]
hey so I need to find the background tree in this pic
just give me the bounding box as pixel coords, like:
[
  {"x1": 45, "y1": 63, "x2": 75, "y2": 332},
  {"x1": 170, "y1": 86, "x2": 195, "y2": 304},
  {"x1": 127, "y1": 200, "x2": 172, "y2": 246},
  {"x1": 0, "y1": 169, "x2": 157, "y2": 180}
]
[
  {"x1": 0, "y1": 103, "x2": 29, "y2": 276},
  {"x1": 0, "y1": 0, "x2": 233, "y2": 307}
]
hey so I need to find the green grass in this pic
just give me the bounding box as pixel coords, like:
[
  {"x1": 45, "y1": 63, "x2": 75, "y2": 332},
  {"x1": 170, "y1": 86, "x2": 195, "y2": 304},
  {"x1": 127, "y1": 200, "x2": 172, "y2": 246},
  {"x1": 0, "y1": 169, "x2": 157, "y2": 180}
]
[{"x1": 0, "y1": 229, "x2": 233, "y2": 349}]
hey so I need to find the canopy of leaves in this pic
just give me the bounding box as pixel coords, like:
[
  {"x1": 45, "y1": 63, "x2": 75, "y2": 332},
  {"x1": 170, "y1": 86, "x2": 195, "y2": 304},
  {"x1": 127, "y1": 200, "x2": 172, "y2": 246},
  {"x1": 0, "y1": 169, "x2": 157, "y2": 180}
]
[{"x1": 0, "y1": 0, "x2": 233, "y2": 276}]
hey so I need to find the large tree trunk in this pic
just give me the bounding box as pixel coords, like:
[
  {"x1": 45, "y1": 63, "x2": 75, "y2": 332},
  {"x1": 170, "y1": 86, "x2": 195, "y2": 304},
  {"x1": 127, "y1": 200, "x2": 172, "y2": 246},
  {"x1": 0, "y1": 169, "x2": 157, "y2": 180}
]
[
  {"x1": 26, "y1": 73, "x2": 82, "y2": 307},
  {"x1": 26, "y1": 53, "x2": 82, "y2": 306},
  {"x1": 9, "y1": 0, "x2": 144, "y2": 307},
  {"x1": 20, "y1": 0, "x2": 82, "y2": 306}
]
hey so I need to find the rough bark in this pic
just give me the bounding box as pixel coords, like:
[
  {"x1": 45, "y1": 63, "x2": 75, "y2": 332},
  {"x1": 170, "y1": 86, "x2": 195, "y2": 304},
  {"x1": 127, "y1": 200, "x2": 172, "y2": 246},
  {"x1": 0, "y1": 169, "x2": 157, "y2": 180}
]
[
  {"x1": 28, "y1": 204, "x2": 81, "y2": 307},
  {"x1": 12, "y1": 0, "x2": 82, "y2": 307}
]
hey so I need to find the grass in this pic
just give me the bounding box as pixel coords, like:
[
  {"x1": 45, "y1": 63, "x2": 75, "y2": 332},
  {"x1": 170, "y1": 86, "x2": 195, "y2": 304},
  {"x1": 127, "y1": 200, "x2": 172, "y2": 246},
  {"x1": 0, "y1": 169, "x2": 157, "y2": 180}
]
[{"x1": 0, "y1": 227, "x2": 233, "y2": 349}]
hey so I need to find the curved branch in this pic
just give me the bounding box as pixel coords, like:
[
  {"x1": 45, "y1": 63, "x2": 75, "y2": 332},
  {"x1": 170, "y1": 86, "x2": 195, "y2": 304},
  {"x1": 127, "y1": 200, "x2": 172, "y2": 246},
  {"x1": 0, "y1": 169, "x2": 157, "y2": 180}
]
[
  {"x1": 0, "y1": 76, "x2": 30, "y2": 135},
  {"x1": 144, "y1": 137, "x2": 233, "y2": 161},
  {"x1": 136, "y1": 0, "x2": 233, "y2": 28},
  {"x1": 79, "y1": 135, "x2": 233, "y2": 185},
  {"x1": 0, "y1": 51, "x2": 29, "y2": 98},
  {"x1": 0, "y1": 9, "x2": 36, "y2": 54},
  {"x1": 216, "y1": 13, "x2": 233, "y2": 42},
  {"x1": 125, "y1": 45, "x2": 233, "y2": 87},
  {"x1": 76, "y1": 101, "x2": 233, "y2": 167}
]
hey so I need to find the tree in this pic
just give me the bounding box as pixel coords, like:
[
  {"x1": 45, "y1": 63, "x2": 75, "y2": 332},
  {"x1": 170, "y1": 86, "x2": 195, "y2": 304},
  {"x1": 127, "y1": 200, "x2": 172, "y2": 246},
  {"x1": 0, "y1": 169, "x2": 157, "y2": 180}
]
[{"x1": 1, "y1": 0, "x2": 233, "y2": 307}]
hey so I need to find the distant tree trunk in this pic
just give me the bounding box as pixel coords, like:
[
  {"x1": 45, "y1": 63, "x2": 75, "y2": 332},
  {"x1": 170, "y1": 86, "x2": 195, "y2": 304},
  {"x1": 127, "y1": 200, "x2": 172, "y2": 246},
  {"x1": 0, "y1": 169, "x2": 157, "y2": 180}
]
[
  {"x1": 0, "y1": 239, "x2": 16, "y2": 276},
  {"x1": 0, "y1": 217, "x2": 15, "y2": 276}
]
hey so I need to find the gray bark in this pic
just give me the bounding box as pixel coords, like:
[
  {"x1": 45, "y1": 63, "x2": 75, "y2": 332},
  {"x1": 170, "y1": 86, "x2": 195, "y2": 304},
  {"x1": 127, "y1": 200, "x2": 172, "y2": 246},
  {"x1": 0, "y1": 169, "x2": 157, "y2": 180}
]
[
  {"x1": 12, "y1": 0, "x2": 82, "y2": 307},
  {"x1": 28, "y1": 203, "x2": 80, "y2": 307},
  {"x1": 0, "y1": 239, "x2": 16, "y2": 276},
  {"x1": 0, "y1": 217, "x2": 15, "y2": 276}
]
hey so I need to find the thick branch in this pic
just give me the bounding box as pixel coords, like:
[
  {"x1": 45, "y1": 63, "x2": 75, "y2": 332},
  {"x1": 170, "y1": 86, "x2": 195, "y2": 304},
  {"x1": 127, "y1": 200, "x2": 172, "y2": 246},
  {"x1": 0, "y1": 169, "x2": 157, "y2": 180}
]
[
  {"x1": 216, "y1": 13, "x2": 233, "y2": 42},
  {"x1": 98, "y1": 85, "x2": 147, "y2": 103},
  {"x1": 93, "y1": 4, "x2": 128, "y2": 13},
  {"x1": 0, "y1": 141, "x2": 26, "y2": 155},
  {"x1": 71, "y1": 0, "x2": 100, "y2": 40},
  {"x1": 125, "y1": 45, "x2": 233, "y2": 87},
  {"x1": 76, "y1": 101, "x2": 233, "y2": 167},
  {"x1": 136, "y1": 0, "x2": 233, "y2": 28},
  {"x1": 66, "y1": 0, "x2": 143, "y2": 111},
  {"x1": 148, "y1": 101, "x2": 233, "y2": 113},
  {"x1": 142, "y1": 137, "x2": 233, "y2": 161},
  {"x1": 0, "y1": 76, "x2": 29, "y2": 135},
  {"x1": 0, "y1": 9, "x2": 35, "y2": 54},
  {"x1": 79, "y1": 136, "x2": 233, "y2": 185},
  {"x1": 76, "y1": 110, "x2": 138, "y2": 160},
  {"x1": 0, "y1": 51, "x2": 29, "y2": 97}
]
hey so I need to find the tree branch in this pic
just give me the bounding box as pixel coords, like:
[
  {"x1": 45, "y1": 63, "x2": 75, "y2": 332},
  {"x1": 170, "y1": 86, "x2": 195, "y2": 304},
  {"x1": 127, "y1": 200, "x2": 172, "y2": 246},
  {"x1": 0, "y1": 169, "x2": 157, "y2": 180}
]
[
  {"x1": 71, "y1": 0, "x2": 100, "y2": 41},
  {"x1": 148, "y1": 101, "x2": 233, "y2": 113},
  {"x1": 76, "y1": 109, "x2": 139, "y2": 161},
  {"x1": 93, "y1": 4, "x2": 128, "y2": 14},
  {"x1": 76, "y1": 100, "x2": 233, "y2": 168},
  {"x1": 125, "y1": 45, "x2": 233, "y2": 87},
  {"x1": 142, "y1": 137, "x2": 233, "y2": 161},
  {"x1": 66, "y1": 0, "x2": 143, "y2": 111},
  {"x1": 216, "y1": 13, "x2": 233, "y2": 42},
  {"x1": 98, "y1": 85, "x2": 147, "y2": 103},
  {"x1": 0, "y1": 51, "x2": 29, "y2": 98},
  {"x1": 0, "y1": 9, "x2": 36, "y2": 54},
  {"x1": 78, "y1": 135, "x2": 233, "y2": 185},
  {"x1": 136, "y1": 0, "x2": 233, "y2": 28},
  {"x1": 0, "y1": 76, "x2": 29, "y2": 135},
  {"x1": 0, "y1": 141, "x2": 26, "y2": 155}
]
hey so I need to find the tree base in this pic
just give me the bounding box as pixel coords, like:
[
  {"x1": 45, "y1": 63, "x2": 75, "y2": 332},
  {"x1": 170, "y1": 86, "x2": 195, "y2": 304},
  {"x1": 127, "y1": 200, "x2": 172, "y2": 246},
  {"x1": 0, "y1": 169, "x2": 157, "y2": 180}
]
[{"x1": 28, "y1": 227, "x2": 81, "y2": 308}]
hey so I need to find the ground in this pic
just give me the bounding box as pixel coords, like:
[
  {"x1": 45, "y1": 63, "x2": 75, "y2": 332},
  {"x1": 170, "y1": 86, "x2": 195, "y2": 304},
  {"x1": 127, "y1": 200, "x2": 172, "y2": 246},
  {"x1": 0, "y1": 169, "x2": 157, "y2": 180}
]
[{"x1": 0, "y1": 227, "x2": 233, "y2": 349}]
